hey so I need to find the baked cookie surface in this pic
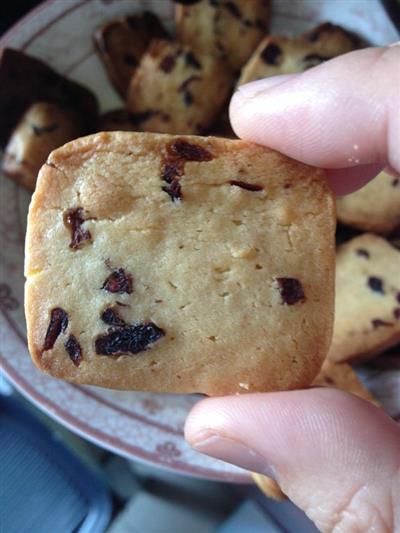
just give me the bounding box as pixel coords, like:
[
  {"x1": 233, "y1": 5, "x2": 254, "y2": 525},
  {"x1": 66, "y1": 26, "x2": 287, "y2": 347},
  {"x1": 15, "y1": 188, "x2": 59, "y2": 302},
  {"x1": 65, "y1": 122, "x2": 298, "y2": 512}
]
[
  {"x1": 25, "y1": 132, "x2": 335, "y2": 395},
  {"x1": 94, "y1": 12, "x2": 168, "y2": 98},
  {"x1": 126, "y1": 40, "x2": 232, "y2": 134},
  {"x1": 328, "y1": 234, "x2": 400, "y2": 363},
  {"x1": 238, "y1": 22, "x2": 362, "y2": 86},
  {"x1": 336, "y1": 170, "x2": 400, "y2": 235},
  {"x1": 175, "y1": 0, "x2": 271, "y2": 72},
  {"x1": 2, "y1": 102, "x2": 83, "y2": 190}
]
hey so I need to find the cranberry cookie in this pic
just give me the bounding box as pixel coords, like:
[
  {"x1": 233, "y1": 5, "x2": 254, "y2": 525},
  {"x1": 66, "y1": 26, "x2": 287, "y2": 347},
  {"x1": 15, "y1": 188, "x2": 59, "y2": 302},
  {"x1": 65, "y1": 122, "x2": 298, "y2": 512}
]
[
  {"x1": 25, "y1": 132, "x2": 335, "y2": 395},
  {"x1": 238, "y1": 22, "x2": 363, "y2": 86},
  {"x1": 126, "y1": 40, "x2": 232, "y2": 134},
  {"x1": 2, "y1": 102, "x2": 83, "y2": 190},
  {"x1": 328, "y1": 234, "x2": 400, "y2": 363},
  {"x1": 94, "y1": 12, "x2": 168, "y2": 98},
  {"x1": 336, "y1": 170, "x2": 400, "y2": 235},
  {"x1": 0, "y1": 48, "x2": 98, "y2": 146},
  {"x1": 175, "y1": 0, "x2": 271, "y2": 72}
]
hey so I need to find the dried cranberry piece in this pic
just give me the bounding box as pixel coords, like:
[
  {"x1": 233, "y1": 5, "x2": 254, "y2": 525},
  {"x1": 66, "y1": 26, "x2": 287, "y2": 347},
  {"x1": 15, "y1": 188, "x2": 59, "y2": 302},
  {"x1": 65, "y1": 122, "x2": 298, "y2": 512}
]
[
  {"x1": 160, "y1": 55, "x2": 176, "y2": 73},
  {"x1": 224, "y1": 1, "x2": 242, "y2": 19},
  {"x1": 356, "y1": 248, "x2": 370, "y2": 259},
  {"x1": 184, "y1": 51, "x2": 202, "y2": 70},
  {"x1": 64, "y1": 335, "x2": 82, "y2": 366},
  {"x1": 367, "y1": 276, "x2": 384, "y2": 294},
  {"x1": 392, "y1": 178, "x2": 399, "y2": 187},
  {"x1": 229, "y1": 180, "x2": 263, "y2": 191},
  {"x1": 162, "y1": 160, "x2": 184, "y2": 183},
  {"x1": 162, "y1": 180, "x2": 182, "y2": 202},
  {"x1": 260, "y1": 43, "x2": 282, "y2": 65},
  {"x1": 101, "y1": 307, "x2": 127, "y2": 327},
  {"x1": 371, "y1": 319, "x2": 394, "y2": 328},
  {"x1": 102, "y1": 268, "x2": 133, "y2": 294},
  {"x1": 393, "y1": 308, "x2": 400, "y2": 320},
  {"x1": 95, "y1": 322, "x2": 165, "y2": 355},
  {"x1": 276, "y1": 277, "x2": 305, "y2": 305},
  {"x1": 43, "y1": 308, "x2": 68, "y2": 351},
  {"x1": 64, "y1": 207, "x2": 92, "y2": 250},
  {"x1": 168, "y1": 139, "x2": 213, "y2": 161}
]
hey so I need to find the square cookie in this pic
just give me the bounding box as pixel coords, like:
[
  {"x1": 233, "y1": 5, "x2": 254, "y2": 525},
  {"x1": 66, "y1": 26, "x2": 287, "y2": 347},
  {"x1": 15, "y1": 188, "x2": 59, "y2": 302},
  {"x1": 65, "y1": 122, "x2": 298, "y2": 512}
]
[
  {"x1": 238, "y1": 22, "x2": 363, "y2": 86},
  {"x1": 336, "y1": 170, "x2": 400, "y2": 235},
  {"x1": 126, "y1": 40, "x2": 232, "y2": 134},
  {"x1": 25, "y1": 132, "x2": 335, "y2": 395},
  {"x1": 175, "y1": 0, "x2": 271, "y2": 72},
  {"x1": 94, "y1": 12, "x2": 168, "y2": 98},
  {"x1": 328, "y1": 234, "x2": 400, "y2": 363}
]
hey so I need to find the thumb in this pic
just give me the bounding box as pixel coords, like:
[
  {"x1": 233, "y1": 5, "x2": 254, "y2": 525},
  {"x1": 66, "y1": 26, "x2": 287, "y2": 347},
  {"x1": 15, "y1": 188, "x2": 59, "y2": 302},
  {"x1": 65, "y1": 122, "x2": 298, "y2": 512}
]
[
  {"x1": 185, "y1": 389, "x2": 400, "y2": 532},
  {"x1": 230, "y1": 45, "x2": 400, "y2": 195}
]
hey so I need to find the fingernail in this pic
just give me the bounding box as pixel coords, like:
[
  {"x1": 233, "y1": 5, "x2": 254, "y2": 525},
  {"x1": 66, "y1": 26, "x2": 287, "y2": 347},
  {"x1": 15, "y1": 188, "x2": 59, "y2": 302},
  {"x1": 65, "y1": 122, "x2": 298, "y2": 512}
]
[
  {"x1": 192, "y1": 434, "x2": 276, "y2": 478},
  {"x1": 236, "y1": 73, "x2": 300, "y2": 100}
]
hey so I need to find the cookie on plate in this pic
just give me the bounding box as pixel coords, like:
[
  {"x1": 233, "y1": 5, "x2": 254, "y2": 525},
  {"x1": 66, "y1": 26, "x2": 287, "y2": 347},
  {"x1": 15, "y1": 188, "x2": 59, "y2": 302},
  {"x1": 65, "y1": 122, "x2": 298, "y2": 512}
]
[
  {"x1": 94, "y1": 12, "x2": 168, "y2": 98},
  {"x1": 175, "y1": 0, "x2": 271, "y2": 72},
  {"x1": 238, "y1": 22, "x2": 363, "y2": 86},
  {"x1": 2, "y1": 102, "x2": 83, "y2": 190},
  {"x1": 328, "y1": 234, "x2": 400, "y2": 363},
  {"x1": 252, "y1": 357, "x2": 379, "y2": 501},
  {"x1": 25, "y1": 131, "x2": 335, "y2": 395},
  {"x1": 0, "y1": 48, "x2": 98, "y2": 146},
  {"x1": 336, "y1": 170, "x2": 400, "y2": 235},
  {"x1": 126, "y1": 40, "x2": 233, "y2": 134}
]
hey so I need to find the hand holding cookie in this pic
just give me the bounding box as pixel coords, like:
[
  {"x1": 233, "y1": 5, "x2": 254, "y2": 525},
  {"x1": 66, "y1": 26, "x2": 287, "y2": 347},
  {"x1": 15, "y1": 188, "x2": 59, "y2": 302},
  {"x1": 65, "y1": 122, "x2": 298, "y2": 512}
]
[{"x1": 186, "y1": 44, "x2": 400, "y2": 531}]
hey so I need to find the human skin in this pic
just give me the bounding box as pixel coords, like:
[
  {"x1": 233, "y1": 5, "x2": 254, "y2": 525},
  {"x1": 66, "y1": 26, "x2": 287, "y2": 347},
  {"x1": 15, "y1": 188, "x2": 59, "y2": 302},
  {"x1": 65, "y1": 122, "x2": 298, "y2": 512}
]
[{"x1": 185, "y1": 45, "x2": 400, "y2": 532}]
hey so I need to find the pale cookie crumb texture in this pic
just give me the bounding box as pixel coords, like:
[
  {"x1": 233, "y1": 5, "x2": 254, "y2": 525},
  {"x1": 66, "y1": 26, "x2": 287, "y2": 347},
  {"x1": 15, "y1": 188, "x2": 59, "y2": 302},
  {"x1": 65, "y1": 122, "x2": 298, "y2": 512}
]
[
  {"x1": 175, "y1": 0, "x2": 271, "y2": 72},
  {"x1": 25, "y1": 132, "x2": 335, "y2": 396},
  {"x1": 328, "y1": 234, "x2": 400, "y2": 364},
  {"x1": 237, "y1": 22, "x2": 363, "y2": 86},
  {"x1": 336, "y1": 170, "x2": 400, "y2": 235},
  {"x1": 126, "y1": 40, "x2": 233, "y2": 135}
]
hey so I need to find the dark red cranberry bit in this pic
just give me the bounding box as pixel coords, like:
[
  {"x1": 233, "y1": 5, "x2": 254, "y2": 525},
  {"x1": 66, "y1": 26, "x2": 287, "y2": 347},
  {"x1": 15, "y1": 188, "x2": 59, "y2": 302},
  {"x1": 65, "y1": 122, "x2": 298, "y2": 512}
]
[
  {"x1": 162, "y1": 160, "x2": 184, "y2": 183},
  {"x1": 392, "y1": 178, "x2": 399, "y2": 187},
  {"x1": 183, "y1": 91, "x2": 193, "y2": 106},
  {"x1": 393, "y1": 308, "x2": 400, "y2": 320},
  {"x1": 178, "y1": 75, "x2": 201, "y2": 92},
  {"x1": 276, "y1": 277, "x2": 306, "y2": 305},
  {"x1": 371, "y1": 319, "x2": 394, "y2": 328},
  {"x1": 184, "y1": 51, "x2": 202, "y2": 69},
  {"x1": 95, "y1": 322, "x2": 165, "y2": 355},
  {"x1": 162, "y1": 180, "x2": 182, "y2": 202},
  {"x1": 230, "y1": 180, "x2": 263, "y2": 192},
  {"x1": 102, "y1": 268, "x2": 133, "y2": 294},
  {"x1": 64, "y1": 207, "x2": 92, "y2": 250},
  {"x1": 324, "y1": 376, "x2": 334, "y2": 385},
  {"x1": 43, "y1": 308, "x2": 68, "y2": 351},
  {"x1": 168, "y1": 139, "x2": 213, "y2": 161},
  {"x1": 367, "y1": 276, "x2": 384, "y2": 294},
  {"x1": 32, "y1": 123, "x2": 58, "y2": 135},
  {"x1": 160, "y1": 55, "x2": 176, "y2": 73},
  {"x1": 64, "y1": 335, "x2": 82, "y2": 366},
  {"x1": 260, "y1": 43, "x2": 282, "y2": 65},
  {"x1": 223, "y1": 1, "x2": 242, "y2": 19},
  {"x1": 101, "y1": 307, "x2": 127, "y2": 327},
  {"x1": 124, "y1": 53, "x2": 138, "y2": 66},
  {"x1": 356, "y1": 248, "x2": 370, "y2": 259}
]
